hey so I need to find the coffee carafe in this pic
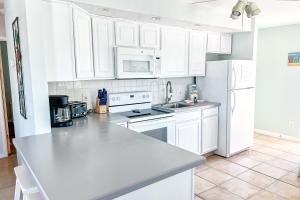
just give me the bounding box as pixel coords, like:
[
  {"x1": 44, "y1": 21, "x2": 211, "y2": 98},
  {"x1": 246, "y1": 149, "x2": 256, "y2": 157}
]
[{"x1": 49, "y1": 95, "x2": 73, "y2": 127}]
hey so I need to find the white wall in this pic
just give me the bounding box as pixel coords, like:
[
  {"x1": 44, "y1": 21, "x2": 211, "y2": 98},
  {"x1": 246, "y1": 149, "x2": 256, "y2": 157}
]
[
  {"x1": 255, "y1": 24, "x2": 300, "y2": 138},
  {"x1": 4, "y1": 0, "x2": 50, "y2": 138},
  {"x1": 0, "y1": 15, "x2": 5, "y2": 40}
]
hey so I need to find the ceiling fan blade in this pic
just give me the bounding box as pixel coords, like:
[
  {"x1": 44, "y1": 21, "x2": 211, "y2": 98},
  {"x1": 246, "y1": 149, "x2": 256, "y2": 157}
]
[{"x1": 191, "y1": 0, "x2": 217, "y2": 4}]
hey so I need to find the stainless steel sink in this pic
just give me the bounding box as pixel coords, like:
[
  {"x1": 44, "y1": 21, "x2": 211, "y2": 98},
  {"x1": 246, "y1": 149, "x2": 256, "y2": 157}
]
[{"x1": 160, "y1": 102, "x2": 192, "y2": 109}]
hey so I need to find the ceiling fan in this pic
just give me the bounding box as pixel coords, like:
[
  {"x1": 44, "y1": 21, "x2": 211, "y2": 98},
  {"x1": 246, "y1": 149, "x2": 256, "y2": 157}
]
[
  {"x1": 192, "y1": 0, "x2": 261, "y2": 19},
  {"x1": 192, "y1": 0, "x2": 300, "y2": 4}
]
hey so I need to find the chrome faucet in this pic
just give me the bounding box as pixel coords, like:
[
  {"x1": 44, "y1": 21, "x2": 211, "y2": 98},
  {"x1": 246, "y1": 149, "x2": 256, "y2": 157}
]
[{"x1": 166, "y1": 81, "x2": 173, "y2": 104}]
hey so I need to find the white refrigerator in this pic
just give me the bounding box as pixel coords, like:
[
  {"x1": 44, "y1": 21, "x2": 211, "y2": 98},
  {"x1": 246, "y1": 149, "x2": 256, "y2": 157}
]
[{"x1": 198, "y1": 60, "x2": 256, "y2": 157}]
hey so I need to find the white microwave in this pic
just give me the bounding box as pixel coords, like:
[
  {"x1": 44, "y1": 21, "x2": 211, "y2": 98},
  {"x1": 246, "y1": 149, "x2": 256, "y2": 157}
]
[{"x1": 115, "y1": 47, "x2": 160, "y2": 79}]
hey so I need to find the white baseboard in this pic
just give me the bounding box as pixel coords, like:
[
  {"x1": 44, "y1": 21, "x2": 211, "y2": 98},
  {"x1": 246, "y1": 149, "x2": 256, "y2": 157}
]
[{"x1": 255, "y1": 129, "x2": 300, "y2": 142}]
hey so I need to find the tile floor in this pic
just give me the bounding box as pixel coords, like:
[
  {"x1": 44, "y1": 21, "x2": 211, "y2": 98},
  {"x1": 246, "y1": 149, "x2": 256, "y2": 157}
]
[
  {"x1": 0, "y1": 134, "x2": 299, "y2": 200},
  {"x1": 195, "y1": 134, "x2": 300, "y2": 200}
]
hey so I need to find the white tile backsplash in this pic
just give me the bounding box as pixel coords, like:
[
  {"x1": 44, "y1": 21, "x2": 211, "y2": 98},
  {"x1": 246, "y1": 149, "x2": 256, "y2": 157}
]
[{"x1": 48, "y1": 77, "x2": 194, "y2": 109}]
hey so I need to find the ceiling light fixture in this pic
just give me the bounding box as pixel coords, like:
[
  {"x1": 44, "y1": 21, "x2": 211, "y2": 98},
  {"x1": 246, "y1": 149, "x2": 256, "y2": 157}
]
[
  {"x1": 151, "y1": 16, "x2": 161, "y2": 21},
  {"x1": 230, "y1": 0, "x2": 261, "y2": 20}
]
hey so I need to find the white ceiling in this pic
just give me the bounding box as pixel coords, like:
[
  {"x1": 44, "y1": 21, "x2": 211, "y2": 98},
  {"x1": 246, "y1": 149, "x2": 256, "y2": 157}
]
[
  {"x1": 70, "y1": 0, "x2": 300, "y2": 29},
  {"x1": 191, "y1": 0, "x2": 300, "y2": 28}
]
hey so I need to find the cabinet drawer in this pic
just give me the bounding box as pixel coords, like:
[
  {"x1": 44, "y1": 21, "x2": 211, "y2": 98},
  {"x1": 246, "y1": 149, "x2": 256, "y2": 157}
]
[
  {"x1": 202, "y1": 107, "x2": 218, "y2": 118},
  {"x1": 175, "y1": 110, "x2": 201, "y2": 122}
]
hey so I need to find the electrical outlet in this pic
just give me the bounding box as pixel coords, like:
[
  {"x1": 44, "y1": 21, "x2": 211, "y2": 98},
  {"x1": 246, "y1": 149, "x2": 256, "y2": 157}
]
[{"x1": 288, "y1": 120, "x2": 295, "y2": 129}]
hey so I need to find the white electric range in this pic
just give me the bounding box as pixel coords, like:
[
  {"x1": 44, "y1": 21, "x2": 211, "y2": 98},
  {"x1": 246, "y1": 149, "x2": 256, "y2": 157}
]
[{"x1": 108, "y1": 91, "x2": 176, "y2": 145}]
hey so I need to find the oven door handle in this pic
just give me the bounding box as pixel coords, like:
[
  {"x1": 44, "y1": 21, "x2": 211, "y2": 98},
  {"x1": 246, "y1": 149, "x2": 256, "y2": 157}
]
[
  {"x1": 128, "y1": 117, "x2": 175, "y2": 127},
  {"x1": 127, "y1": 117, "x2": 175, "y2": 132}
]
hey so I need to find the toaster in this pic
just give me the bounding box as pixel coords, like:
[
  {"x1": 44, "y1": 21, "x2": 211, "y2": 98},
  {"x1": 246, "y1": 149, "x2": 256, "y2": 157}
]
[{"x1": 69, "y1": 101, "x2": 88, "y2": 119}]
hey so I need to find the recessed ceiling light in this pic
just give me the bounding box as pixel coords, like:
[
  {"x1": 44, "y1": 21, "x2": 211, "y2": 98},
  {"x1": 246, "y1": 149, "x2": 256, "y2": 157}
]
[
  {"x1": 151, "y1": 16, "x2": 161, "y2": 21},
  {"x1": 99, "y1": 8, "x2": 110, "y2": 12}
]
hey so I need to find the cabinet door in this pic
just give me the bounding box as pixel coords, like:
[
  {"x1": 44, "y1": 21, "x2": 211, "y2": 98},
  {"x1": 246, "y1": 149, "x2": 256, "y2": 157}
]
[
  {"x1": 161, "y1": 27, "x2": 189, "y2": 77},
  {"x1": 73, "y1": 6, "x2": 94, "y2": 79},
  {"x1": 42, "y1": 1, "x2": 75, "y2": 82},
  {"x1": 207, "y1": 32, "x2": 221, "y2": 53},
  {"x1": 176, "y1": 119, "x2": 201, "y2": 154},
  {"x1": 92, "y1": 17, "x2": 115, "y2": 79},
  {"x1": 115, "y1": 21, "x2": 139, "y2": 47},
  {"x1": 189, "y1": 31, "x2": 207, "y2": 76},
  {"x1": 220, "y1": 33, "x2": 232, "y2": 54},
  {"x1": 140, "y1": 24, "x2": 160, "y2": 49},
  {"x1": 202, "y1": 115, "x2": 218, "y2": 154}
]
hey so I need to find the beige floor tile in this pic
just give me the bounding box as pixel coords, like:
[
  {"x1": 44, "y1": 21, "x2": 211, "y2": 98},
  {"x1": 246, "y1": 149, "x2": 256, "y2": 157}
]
[
  {"x1": 197, "y1": 168, "x2": 233, "y2": 185},
  {"x1": 199, "y1": 187, "x2": 243, "y2": 200},
  {"x1": 205, "y1": 155, "x2": 225, "y2": 166},
  {"x1": 292, "y1": 167, "x2": 299, "y2": 174},
  {"x1": 210, "y1": 160, "x2": 248, "y2": 176},
  {"x1": 280, "y1": 172, "x2": 300, "y2": 188},
  {"x1": 266, "y1": 181, "x2": 300, "y2": 199},
  {"x1": 252, "y1": 163, "x2": 289, "y2": 179},
  {"x1": 265, "y1": 158, "x2": 298, "y2": 171},
  {"x1": 194, "y1": 176, "x2": 216, "y2": 194},
  {"x1": 248, "y1": 190, "x2": 288, "y2": 200},
  {"x1": 220, "y1": 178, "x2": 260, "y2": 199},
  {"x1": 0, "y1": 186, "x2": 15, "y2": 200},
  {"x1": 194, "y1": 195, "x2": 204, "y2": 200},
  {"x1": 195, "y1": 164, "x2": 210, "y2": 175},
  {"x1": 276, "y1": 153, "x2": 300, "y2": 164},
  {"x1": 228, "y1": 156, "x2": 261, "y2": 168},
  {"x1": 254, "y1": 147, "x2": 285, "y2": 156},
  {"x1": 238, "y1": 170, "x2": 276, "y2": 188},
  {"x1": 242, "y1": 150, "x2": 274, "y2": 162}
]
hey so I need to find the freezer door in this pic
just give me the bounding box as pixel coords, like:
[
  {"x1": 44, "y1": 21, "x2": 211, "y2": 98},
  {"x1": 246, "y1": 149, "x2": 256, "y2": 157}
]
[
  {"x1": 229, "y1": 60, "x2": 256, "y2": 90},
  {"x1": 227, "y1": 88, "x2": 255, "y2": 155}
]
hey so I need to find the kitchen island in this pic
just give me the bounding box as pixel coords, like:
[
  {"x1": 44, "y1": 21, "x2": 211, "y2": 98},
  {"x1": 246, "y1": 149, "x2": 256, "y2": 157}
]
[{"x1": 13, "y1": 114, "x2": 205, "y2": 200}]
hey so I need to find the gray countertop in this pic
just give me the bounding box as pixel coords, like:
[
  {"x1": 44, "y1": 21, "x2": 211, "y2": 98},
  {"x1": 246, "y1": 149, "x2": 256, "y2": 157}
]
[
  {"x1": 153, "y1": 101, "x2": 220, "y2": 113},
  {"x1": 13, "y1": 114, "x2": 205, "y2": 200}
]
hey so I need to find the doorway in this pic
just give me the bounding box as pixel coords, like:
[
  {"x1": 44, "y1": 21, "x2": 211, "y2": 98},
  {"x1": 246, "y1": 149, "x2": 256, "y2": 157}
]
[{"x1": 0, "y1": 41, "x2": 15, "y2": 157}]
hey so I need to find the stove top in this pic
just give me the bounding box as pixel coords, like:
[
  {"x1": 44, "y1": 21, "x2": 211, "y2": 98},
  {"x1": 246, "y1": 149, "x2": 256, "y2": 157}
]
[{"x1": 118, "y1": 108, "x2": 175, "y2": 122}]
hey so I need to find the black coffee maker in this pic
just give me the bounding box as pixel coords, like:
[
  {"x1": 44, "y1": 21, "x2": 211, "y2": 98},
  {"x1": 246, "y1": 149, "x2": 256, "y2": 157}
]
[{"x1": 49, "y1": 95, "x2": 73, "y2": 127}]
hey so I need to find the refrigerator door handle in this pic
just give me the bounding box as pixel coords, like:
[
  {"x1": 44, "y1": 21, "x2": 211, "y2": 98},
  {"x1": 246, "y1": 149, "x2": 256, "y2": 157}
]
[
  {"x1": 231, "y1": 91, "x2": 236, "y2": 114},
  {"x1": 232, "y1": 66, "x2": 237, "y2": 89}
]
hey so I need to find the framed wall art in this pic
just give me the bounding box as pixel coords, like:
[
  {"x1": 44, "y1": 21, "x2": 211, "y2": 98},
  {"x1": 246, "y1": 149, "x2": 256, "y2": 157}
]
[
  {"x1": 12, "y1": 17, "x2": 27, "y2": 119},
  {"x1": 288, "y1": 52, "x2": 300, "y2": 67}
]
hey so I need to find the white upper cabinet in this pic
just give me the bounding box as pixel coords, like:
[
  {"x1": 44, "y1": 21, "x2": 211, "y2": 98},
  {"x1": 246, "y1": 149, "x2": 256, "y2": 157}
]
[
  {"x1": 92, "y1": 17, "x2": 115, "y2": 79},
  {"x1": 140, "y1": 24, "x2": 160, "y2": 49},
  {"x1": 207, "y1": 32, "x2": 232, "y2": 54},
  {"x1": 160, "y1": 27, "x2": 189, "y2": 77},
  {"x1": 220, "y1": 33, "x2": 232, "y2": 54},
  {"x1": 115, "y1": 21, "x2": 139, "y2": 47},
  {"x1": 43, "y1": 1, "x2": 75, "y2": 82},
  {"x1": 207, "y1": 32, "x2": 221, "y2": 53},
  {"x1": 189, "y1": 31, "x2": 207, "y2": 76},
  {"x1": 73, "y1": 6, "x2": 94, "y2": 79}
]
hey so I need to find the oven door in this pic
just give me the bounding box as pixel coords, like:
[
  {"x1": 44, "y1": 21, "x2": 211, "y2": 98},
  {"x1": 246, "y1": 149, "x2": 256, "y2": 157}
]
[
  {"x1": 128, "y1": 117, "x2": 176, "y2": 145},
  {"x1": 115, "y1": 47, "x2": 156, "y2": 79}
]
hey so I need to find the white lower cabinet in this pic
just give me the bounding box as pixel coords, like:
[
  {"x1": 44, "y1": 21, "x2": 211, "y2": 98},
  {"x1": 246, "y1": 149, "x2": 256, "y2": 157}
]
[
  {"x1": 175, "y1": 107, "x2": 219, "y2": 155},
  {"x1": 176, "y1": 119, "x2": 201, "y2": 154},
  {"x1": 202, "y1": 113, "x2": 218, "y2": 154}
]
